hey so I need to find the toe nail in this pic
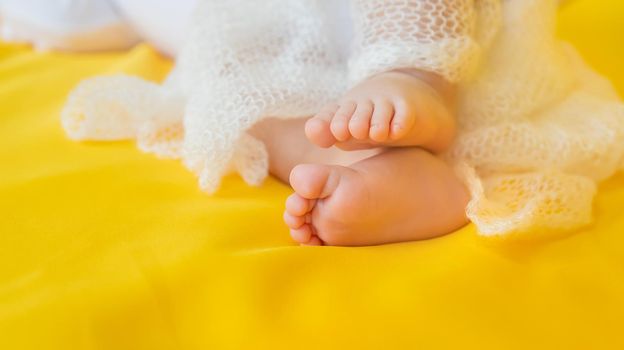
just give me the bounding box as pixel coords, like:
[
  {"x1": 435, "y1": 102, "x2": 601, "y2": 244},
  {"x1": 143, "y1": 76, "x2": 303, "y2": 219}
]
[{"x1": 392, "y1": 124, "x2": 404, "y2": 133}]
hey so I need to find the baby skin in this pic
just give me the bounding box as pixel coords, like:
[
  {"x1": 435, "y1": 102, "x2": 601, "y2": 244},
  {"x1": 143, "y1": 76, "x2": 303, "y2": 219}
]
[{"x1": 250, "y1": 70, "x2": 469, "y2": 246}]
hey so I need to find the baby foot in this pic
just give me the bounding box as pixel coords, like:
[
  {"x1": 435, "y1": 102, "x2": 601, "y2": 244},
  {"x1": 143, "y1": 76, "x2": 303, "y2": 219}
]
[
  {"x1": 305, "y1": 70, "x2": 456, "y2": 153},
  {"x1": 283, "y1": 148, "x2": 470, "y2": 246}
]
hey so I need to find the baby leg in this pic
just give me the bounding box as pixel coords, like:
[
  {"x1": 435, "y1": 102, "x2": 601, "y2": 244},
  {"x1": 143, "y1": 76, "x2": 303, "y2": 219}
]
[
  {"x1": 251, "y1": 118, "x2": 469, "y2": 246},
  {"x1": 0, "y1": 0, "x2": 138, "y2": 52},
  {"x1": 248, "y1": 117, "x2": 379, "y2": 183}
]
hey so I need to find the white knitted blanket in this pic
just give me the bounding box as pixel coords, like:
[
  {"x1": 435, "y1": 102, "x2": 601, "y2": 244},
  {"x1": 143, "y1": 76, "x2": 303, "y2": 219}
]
[{"x1": 62, "y1": 0, "x2": 624, "y2": 236}]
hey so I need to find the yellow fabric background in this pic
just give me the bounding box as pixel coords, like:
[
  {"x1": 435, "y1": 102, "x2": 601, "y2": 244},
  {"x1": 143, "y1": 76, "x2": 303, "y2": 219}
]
[{"x1": 1, "y1": 1, "x2": 623, "y2": 348}]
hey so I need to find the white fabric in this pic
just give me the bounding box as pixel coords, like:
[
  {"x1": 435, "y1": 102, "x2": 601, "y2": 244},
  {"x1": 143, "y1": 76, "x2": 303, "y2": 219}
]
[
  {"x1": 0, "y1": 0, "x2": 138, "y2": 51},
  {"x1": 112, "y1": 0, "x2": 197, "y2": 57},
  {"x1": 0, "y1": 0, "x2": 195, "y2": 55},
  {"x1": 449, "y1": 0, "x2": 624, "y2": 235},
  {"x1": 61, "y1": 0, "x2": 624, "y2": 236}
]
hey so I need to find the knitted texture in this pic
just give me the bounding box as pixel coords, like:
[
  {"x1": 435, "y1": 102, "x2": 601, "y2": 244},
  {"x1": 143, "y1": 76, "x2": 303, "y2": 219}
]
[
  {"x1": 449, "y1": 0, "x2": 624, "y2": 235},
  {"x1": 61, "y1": 0, "x2": 624, "y2": 236}
]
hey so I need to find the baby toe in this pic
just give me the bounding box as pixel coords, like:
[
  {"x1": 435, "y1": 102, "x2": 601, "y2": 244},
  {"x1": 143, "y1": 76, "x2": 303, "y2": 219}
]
[
  {"x1": 290, "y1": 164, "x2": 339, "y2": 200},
  {"x1": 369, "y1": 100, "x2": 394, "y2": 142},
  {"x1": 301, "y1": 235, "x2": 324, "y2": 246},
  {"x1": 348, "y1": 100, "x2": 374, "y2": 140},
  {"x1": 389, "y1": 99, "x2": 416, "y2": 140},
  {"x1": 290, "y1": 225, "x2": 313, "y2": 244},
  {"x1": 306, "y1": 105, "x2": 338, "y2": 148},
  {"x1": 285, "y1": 193, "x2": 312, "y2": 216},
  {"x1": 283, "y1": 211, "x2": 305, "y2": 229},
  {"x1": 330, "y1": 101, "x2": 357, "y2": 142}
]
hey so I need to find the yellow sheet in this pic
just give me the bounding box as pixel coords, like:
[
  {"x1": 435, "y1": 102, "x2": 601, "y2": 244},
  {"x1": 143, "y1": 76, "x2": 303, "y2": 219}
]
[{"x1": 1, "y1": 1, "x2": 623, "y2": 349}]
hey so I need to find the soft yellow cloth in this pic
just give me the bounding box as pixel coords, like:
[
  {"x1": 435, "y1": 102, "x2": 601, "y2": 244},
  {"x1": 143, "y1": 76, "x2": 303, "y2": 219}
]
[{"x1": 1, "y1": 1, "x2": 623, "y2": 349}]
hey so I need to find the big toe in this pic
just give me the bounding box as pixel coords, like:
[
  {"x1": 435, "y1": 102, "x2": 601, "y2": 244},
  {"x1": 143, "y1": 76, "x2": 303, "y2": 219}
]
[
  {"x1": 289, "y1": 164, "x2": 342, "y2": 200},
  {"x1": 305, "y1": 117, "x2": 337, "y2": 148}
]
